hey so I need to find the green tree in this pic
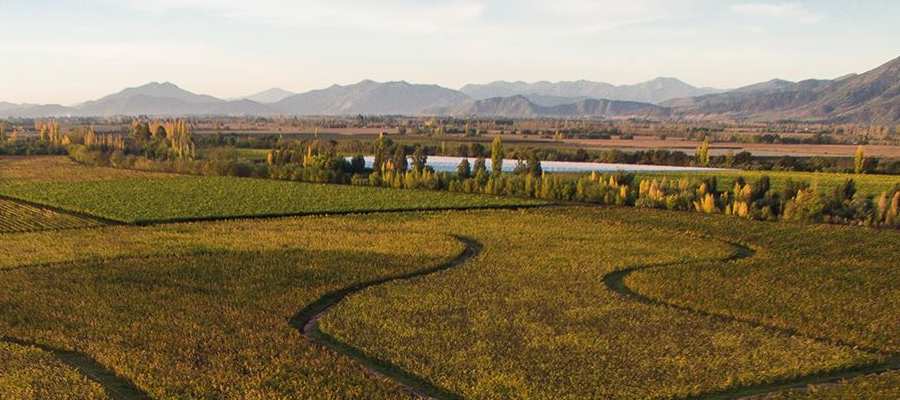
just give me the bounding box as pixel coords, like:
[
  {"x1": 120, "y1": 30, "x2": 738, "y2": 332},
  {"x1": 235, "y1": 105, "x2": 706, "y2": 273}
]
[
  {"x1": 411, "y1": 145, "x2": 427, "y2": 173},
  {"x1": 457, "y1": 158, "x2": 471, "y2": 179},
  {"x1": 527, "y1": 152, "x2": 543, "y2": 177},
  {"x1": 373, "y1": 132, "x2": 388, "y2": 172},
  {"x1": 392, "y1": 146, "x2": 408, "y2": 173},
  {"x1": 854, "y1": 145, "x2": 866, "y2": 174},
  {"x1": 491, "y1": 135, "x2": 504, "y2": 176}
]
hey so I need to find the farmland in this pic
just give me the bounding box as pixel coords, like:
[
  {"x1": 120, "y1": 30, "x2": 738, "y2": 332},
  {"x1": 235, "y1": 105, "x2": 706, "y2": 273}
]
[
  {"x1": 0, "y1": 154, "x2": 897, "y2": 399},
  {"x1": 0, "y1": 158, "x2": 543, "y2": 224},
  {"x1": 319, "y1": 208, "x2": 896, "y2": 399},
  {"x1": 0, "y1": 342, "x2": 107, "y2": 400},
  {"x1": 0, "y1": 198, "x2": 102, "y2": 233}
]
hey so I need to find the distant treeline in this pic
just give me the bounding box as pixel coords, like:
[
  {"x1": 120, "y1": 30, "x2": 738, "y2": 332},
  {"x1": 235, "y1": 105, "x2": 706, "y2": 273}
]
[{"x1": 191, "y1": 133, "x2": 900, "y2": 175}]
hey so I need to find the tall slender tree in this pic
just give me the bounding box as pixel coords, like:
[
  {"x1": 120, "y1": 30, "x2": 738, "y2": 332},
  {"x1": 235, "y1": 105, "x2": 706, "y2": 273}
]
[
  {"x1": 854, "y1": 145, "x2": 866, "y2": 174},
  {"x1": 491, "y1": 135, "x2": 504, "y2": 176},
  {"x1": 696, "y1": 137, "x2": 710, "y2": 167}
]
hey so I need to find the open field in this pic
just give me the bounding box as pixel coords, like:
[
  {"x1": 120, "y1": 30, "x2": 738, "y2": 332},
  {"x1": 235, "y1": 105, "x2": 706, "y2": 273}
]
[
  {"x1": 319, "y1": 208, "x2": 896, "y2": 399},
  {"x1": 0, "y1": 155, "x2": 896, "y2": 399},
  {"x1": 0, "y1": 217, "x2": 463, "y2": 398},
  {"x1": 0, "y1": 342, "x2": 108, "y2": 400},
  {"x1": 0, "y1": 156, "x2": 176, "y2": 183},
  {"x1": 0, "y1": 157, "x2": 543, "y2": 224}
]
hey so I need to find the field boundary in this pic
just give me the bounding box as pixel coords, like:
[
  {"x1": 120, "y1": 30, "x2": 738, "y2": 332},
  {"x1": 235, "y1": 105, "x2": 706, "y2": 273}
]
[
  {"x1": 0, "y1": 336, "x2": 150, "y2": 400},
  {"x1": 290, "y1": 235, "x2": 482, "y2": 400},
  {"x1": 602, "y1": 238, "x2": 900, "y2": 399}
]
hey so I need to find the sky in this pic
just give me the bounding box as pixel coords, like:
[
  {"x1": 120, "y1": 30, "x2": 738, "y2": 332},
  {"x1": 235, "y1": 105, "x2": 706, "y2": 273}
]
[{"x1": 1, "y1": 0, "x2": 899, "y2": 105}]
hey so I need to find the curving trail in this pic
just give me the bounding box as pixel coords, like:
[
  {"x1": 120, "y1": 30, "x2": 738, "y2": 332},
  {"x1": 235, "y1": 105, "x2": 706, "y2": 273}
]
[
  {"x1": 0, "y1": 336, "x2": 150, "y2": 400},
  {"x1": 290, "y1": 235, "x2": 481, "y2": 400},
  {"x1": 602, "y1": 238, "x2": 900, "y2": 400}
]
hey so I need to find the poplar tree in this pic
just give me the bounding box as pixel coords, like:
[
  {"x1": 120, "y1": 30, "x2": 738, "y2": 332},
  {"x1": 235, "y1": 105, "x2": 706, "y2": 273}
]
[
  {"x1": 491, "y1": 135, "x2": 504, "y2": 176},
  {"x1": 854, "y1": 145, "x2": 866, "y2": 174},
  {"x1": 457, "y1": 158, "x2": 471, "y2": 179},
  {"x1": 696, "y1": 137, "x2": 710, "y2": 167}
]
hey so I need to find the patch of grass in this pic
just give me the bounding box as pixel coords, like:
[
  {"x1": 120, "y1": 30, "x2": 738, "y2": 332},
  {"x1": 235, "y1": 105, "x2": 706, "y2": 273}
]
[
  {"x1": 0, "y1": 156, "x2": 174, "y2": 183},
  {"x1": 0, "y1": 342, "x2": 108, "y2": 400},
  {"x1": 619, "y1": 207, "x2": 900, "y2": 353},
  {"x1": 0, "y1": 175, "x2": 544, "y2": 224},
  {"x1": 319, "y1": 208, "x2": 880, "y2": 399},
  {"x1": 0, "y1": 216, "x2": 463, "y2": 398}
]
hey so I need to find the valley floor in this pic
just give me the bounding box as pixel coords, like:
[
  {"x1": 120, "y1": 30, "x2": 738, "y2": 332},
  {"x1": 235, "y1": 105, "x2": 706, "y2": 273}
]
[{"x1": 0, "y1": 157, "x2": 897, "y2": 399}]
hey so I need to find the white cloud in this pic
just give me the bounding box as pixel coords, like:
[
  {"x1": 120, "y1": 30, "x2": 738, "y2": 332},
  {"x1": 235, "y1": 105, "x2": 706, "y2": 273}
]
[{"x1": 731, "y1": 3, "x2": 823, "y2": 24}]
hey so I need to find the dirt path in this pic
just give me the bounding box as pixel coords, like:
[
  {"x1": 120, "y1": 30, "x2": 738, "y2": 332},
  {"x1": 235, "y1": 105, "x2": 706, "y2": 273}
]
[
  {"x1": 290, "y1": 235, "x2": 481, "y2": 400},
  {"x1": 602, "y1": 239, "x2": 900, "y2": 399}
]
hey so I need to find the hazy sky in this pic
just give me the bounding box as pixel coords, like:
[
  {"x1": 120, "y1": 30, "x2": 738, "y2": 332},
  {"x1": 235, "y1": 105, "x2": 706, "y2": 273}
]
[{"x1": 2, "y1": 0, "x2": 899, "y2": 104}]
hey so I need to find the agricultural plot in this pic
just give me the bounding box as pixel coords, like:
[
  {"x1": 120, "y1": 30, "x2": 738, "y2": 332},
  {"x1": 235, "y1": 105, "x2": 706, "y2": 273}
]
[
  {"x1": 0, "y1": 198, "x2": 103, "y2": 233},
  {"x1": 0, "y1": 155, "x2": 895, "y2": 399},
  {"x1": 0, "y1": 342, "x2": 108, "y2": 400},
  {"x1": 0, "y1": 169, "x2": 544, "y2": 224},
  {"x1": 619, "y1": 208, "x2": 900, "y2": 353},
  {"x1": 0, "y1": 216, "x2": 464, "y2": 398},
  {"x1": 0, "y1": 156, "x2": 175, "y2": 183},
  {"x1": 319, "y1": 208, "x2": 888, "y2": 399}
]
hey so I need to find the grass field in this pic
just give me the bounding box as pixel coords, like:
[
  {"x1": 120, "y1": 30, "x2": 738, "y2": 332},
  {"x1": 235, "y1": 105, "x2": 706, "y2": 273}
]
[
  {"x1": 0, "y1": 217, "x2": 463, "y2": 398},
  {"x1": 0, "y1": 155, "x2": 896, "y2": 399},
  {"x1": 0, "y1": 342, "x2": 108, "y2": 400},
  {"x1": 0, "y1": 157, "x2": 543, "y2": 224},
  {"x1": 319, "y1": 209, "x2": 892, "y2": 399},
  {"x1": 0, "y1": 156, "x2": 175, "y2": 183}
]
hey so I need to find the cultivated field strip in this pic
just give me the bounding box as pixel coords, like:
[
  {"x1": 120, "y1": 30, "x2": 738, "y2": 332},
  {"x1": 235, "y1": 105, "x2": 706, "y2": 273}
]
[
  {"x1": 0, "y1": 197, "x2": 104, "y2": 233},
  {"x1": 292, "y1": 235, "x2": 481, "y2": 400},
  {"x1": 602, "y1": 239, "x2": 900, "y2": 399}
]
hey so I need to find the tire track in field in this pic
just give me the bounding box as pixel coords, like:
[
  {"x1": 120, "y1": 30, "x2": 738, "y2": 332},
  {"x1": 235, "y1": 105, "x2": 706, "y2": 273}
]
[
  {"x1": 0, "y1": 336, "x2": 150, "y2": 400},
  {"x1": 290, "y1": 235, "x2": 481, "y2": 400},
  {"x1": 602, "y1": 239, "x2": 900, "y2": 400}
]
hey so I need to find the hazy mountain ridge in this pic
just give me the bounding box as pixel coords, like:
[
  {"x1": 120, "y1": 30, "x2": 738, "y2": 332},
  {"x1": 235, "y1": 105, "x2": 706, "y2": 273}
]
[
  {"x1": 273, "y1": 80, "x2": 469, "y2": 115},
  {"x1": 429, "y1": 95, "x2": 670, "y2": 118},
  {"x1": 239, "y1": 88, "x2": 296, "y2": 103},
  {"x1": 461, "y1": 78, "x2": 722, "y2": 104},
  {"x1": 1, "y1": 56, "x2": 899, "y2": 123}
]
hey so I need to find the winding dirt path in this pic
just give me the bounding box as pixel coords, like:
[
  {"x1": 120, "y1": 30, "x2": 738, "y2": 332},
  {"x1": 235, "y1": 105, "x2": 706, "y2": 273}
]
[
  {"x1": 289, "y1": 235, "x2": 481, "y2": 400},
  {"x1": 602, "y1": 239, "x2": 900, "y2": 400}
]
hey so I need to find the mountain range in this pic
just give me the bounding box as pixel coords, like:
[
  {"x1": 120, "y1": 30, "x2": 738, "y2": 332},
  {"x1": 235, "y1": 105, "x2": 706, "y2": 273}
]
[
  {"x1": 460, "y1": 78, "x2": 722, "y2": 104},
  {"x1": 1, "y1": 55, "x2": 899, "y2": 123}
]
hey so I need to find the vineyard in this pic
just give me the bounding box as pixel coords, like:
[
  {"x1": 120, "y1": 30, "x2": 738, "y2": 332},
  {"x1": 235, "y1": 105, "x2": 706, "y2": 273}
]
[
  {"x1": 0, "y1": 159, "x2": 543, "y2": 224},
  {"x1": 0, "y1": 155, "x2": 897, "y2": 399},
  {"x1": 0, "y1": 198, "x2": 102, "y2": 233}
]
